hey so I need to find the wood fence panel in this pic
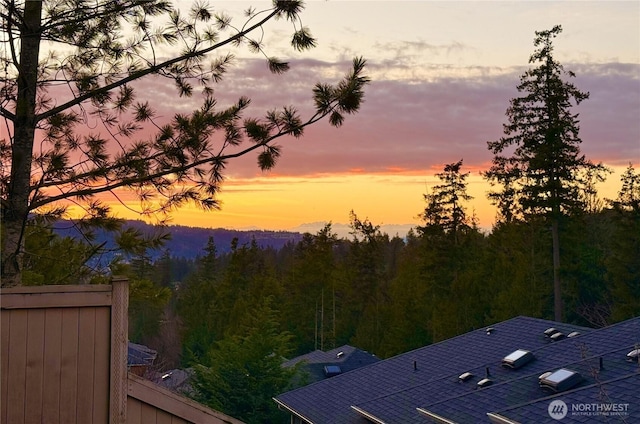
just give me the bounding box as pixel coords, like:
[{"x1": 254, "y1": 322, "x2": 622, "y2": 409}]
[
  {"x1": 127, "y1": 397, "x2": 142, "y2": 424},
  {"x1": 1, "y1": 283, "x2": 128, "y2": 424},
  {"x1": 156, "y1": 409, "x2": 172, "y2": 424},
  {"x1": 42, "y1": 308, "x2": 63, "y2": 424},
  {"x1": 59, "y1": 308, "x2": 79, "y2": 424},
  {"x1": 1, "y1": 310, "x2": 9, "y2": 424},
  {"x1": 2, "y1": 281, "x2": 238, "y2": 424},
  {"x1": 141, "y1": 401, "x2": 158, "y2": 424},
  {"x1": 5, "y1": 309, "x2": 28, "y2": 424},
  {"x1": 93, "y1": 306, "x2": 112, "y2": 423},
  {"x1": 77, "y1": 307, "x2": 97, "y2": 424},
  {"x1": 25, "y1": 308, "x2": 46, "y2": 423}
]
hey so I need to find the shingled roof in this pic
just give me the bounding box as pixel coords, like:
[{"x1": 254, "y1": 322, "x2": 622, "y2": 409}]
[
  {"x1": 284, "y1": 345, "x2": 380, "y2": 383},
  {"x1": 275, "y1": 316, "x2": 640, "y2": 423}
]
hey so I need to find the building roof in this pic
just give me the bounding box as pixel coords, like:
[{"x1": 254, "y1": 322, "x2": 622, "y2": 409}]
[
  {"x1": 284, "y1": 345, "x2": 380, "y2": 383},
  {"x1": 275, "y1": 316, "x2": 640, "y2": 423},
  {"x1": 128, "y1": 341, "x2": 157, "y2": 366}
]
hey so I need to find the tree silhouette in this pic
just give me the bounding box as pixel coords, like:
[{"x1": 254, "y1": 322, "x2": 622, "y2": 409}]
[
  {"x1": 419, "y1": 159, "x2": 473, "y2": 241},
  {"x1": 484, "y1": 25, "x2": 607, "y2": 321},
  {"x1": 1, "y1": 0, "x2": 369, "y2": 286}
]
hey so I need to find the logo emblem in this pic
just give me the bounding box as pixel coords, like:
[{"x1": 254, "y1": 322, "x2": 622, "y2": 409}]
[{"x1": 548, "y1": 400, "x2": 568, "y2": 420}]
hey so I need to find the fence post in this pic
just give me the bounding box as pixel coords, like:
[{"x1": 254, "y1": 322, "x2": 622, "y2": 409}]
[{"x1": 110, "y1": 276, "x2": 129, "y2": 424}]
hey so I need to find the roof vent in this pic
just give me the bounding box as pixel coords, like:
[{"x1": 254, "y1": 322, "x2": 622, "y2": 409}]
[
  {"x1": 567, "y1": 331, "x2": 581, "y2": 338},
  {"x1": 538, "y1": 371, "x2": 552, "y2": 381},
  {"x1": 336, "y1": 351, "x2": 344, "y2": 358},
  {"x1": 539, "y1": 368, "x2": 583, "y2": 392},
  {"x1": 550, "y1": 332, "x2": 565, "y2": 341},
  {"x1": 477, "y1": 378, "x2": 493, "y2": 388},
  {"x1": 459, "y1": 372, "x2": 474, "y2": 382},
  {"x1": 486, "y1": 327, "x2": 495, "y2": 335},
  {"x1": 544, "y1": 327, "x2": 560, "y2": 338},
  {"x1": 626, "y1": 349, "x2": 640, "y2": 362},
  {"x1": 324, "y1": 365, "x2": 342, "y2": 377},
  {"x1": 502, "y1": 349, "x2": 535, "y2": 369}
]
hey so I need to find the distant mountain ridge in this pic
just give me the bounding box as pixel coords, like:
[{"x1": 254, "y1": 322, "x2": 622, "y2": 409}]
[{"x1": 53, "y1": 220, "x2": 305, "y2": 261}]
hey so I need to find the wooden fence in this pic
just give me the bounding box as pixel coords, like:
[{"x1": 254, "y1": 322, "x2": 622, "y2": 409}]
[
  {"x1": 1, "y1": 278, "x2": 129, "y2": 424},
  {"x1": 1, "y1": 279, "x2": 243, "y2": 424}
]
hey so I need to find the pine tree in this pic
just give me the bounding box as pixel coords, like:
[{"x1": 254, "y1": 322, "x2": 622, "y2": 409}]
[
  {"x1": 484, "y1": 25, "x2": 607, "y2": 321},
  {"x1": 1, "y1": 0, "x2": 369, "y2": 286}
]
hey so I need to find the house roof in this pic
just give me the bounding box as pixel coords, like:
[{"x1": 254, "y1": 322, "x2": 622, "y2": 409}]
[
  {"x1": 128, "y1": 341, "x2": 157, "y2": 366},
  {"x1": 275, "y1": 316, "x2": 640, "y2": 423},
  {"x1": 284, "y1": 345, "x2": 380, "y2": 383}
]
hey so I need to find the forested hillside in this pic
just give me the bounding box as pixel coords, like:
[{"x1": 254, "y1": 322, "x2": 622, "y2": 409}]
[
  {"x1": 6, "y1": 14, "x2": 638, "y2": 423},
  {"x1": 85, "y1": 163, "x2": 639, "y2": 371},
  {"x1": 20, "y1": 163, "x2": 639, "y2": 424}
]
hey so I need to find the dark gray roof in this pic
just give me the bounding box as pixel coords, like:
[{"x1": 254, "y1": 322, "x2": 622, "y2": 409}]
[
  {"x1": 127, "y1": 341, "x2": 157, "y2": 366},
  {"x1": 284, "y1": 345, "x2": 358, "y2": 366},
  {"x1": 284, "y1": 344, "x2": 380, "y2": 383},
  {"x1": 275, "y1": 316, "x2": 640, "y2": 423}
]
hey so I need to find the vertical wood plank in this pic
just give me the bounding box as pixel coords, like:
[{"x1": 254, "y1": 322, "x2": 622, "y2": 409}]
[
  {"x1": 93, "y1": 307, "x2": 111, "y2": 424},
  {"x1": 6, "y1": 309, "x2": 27, "y2": 424},
  {"x1": 141, "y1": 401, "x2": 157, "y2": 424},
  {"x1": 59, "y1": 308, "x2": 79, "y2": 424},
  {"x1": 170, "y1": 417, "x2": 188, "y2": 424},
  {"x1": 25, "y1": 308, "x2": 46, "y2": 423},
  {"x1": 1, "y1": 310, "x2": 10, "y2": 424},
  {"x1": 76, "y1": 307, "x2": 96, "y2": 424},
  {"x1": 42, "y1": 308, "x2": 63, "y2": 424},
  {"x1": 126, "y1": 397, "x2": 142, "y2": 424},
  {"x1": 155, "y1": 409, "x2": 173, "y2": 424},
  {"x1": 110, "y1": 277, "x2": 129, "y2": 424}
]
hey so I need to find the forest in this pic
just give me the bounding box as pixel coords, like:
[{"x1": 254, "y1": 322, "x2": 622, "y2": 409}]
[
  {"x1": 123, "y1": 162, "x2": 639, "y2": 363},
  {"x1": 21, "y1": 161, "x2": 640, "y2": 423},
  {"x1": 2, "y1": 0, "x2": 637, "y2": 420}
]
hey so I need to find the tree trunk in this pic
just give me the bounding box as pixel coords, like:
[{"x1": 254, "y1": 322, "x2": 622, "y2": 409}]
[
  {"x1": 1, "y1": 1, "x2": 42, "y2": 287},
  {"x1": 551, "y1": 219, "x2": 562, "y2": 321}
]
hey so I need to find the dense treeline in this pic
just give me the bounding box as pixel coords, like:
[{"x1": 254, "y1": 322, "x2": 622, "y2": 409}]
[
  {"x1": 11, "y1": 22, "x2": 639, "y2": 424},
  {"x1": 125, "y1": 163, "x2": 639, "y2": 367},
  {"x1": 18, "y1": 162, "x2": 639, "y2": 424}
]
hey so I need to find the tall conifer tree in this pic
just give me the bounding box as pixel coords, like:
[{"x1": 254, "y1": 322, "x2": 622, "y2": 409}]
[
  {"x1": 485, "y1": 25, "x2": 607, "y2": 321},
  {"x1": 0, "y1": 0, "x2": 369, "y2": 286}
]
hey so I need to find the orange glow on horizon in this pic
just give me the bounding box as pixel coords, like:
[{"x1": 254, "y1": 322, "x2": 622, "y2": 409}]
[{"x1": 63, "y1": 164, "x2": 632, "y2": 235}]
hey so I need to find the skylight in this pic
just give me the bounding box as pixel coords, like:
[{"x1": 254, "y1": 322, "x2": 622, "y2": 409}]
[
  {"x1": 477, "y1": 378, "x2": 493, "y2": 388},
  {"x1": 324, "y1": 365, "x2": 342, "y2": 377},
  {"x1": 550, "y1": 332, "x2": 565, "y2": 341},
  {"x1": 502, "y1": 349, "x2": 534, "y2": 369},
  {"x1": 539, "y1": 368, "x2": 583, "y2": 392},
  {"x1": 459, "y1": 372, "x2": 474, "y2": 382}
]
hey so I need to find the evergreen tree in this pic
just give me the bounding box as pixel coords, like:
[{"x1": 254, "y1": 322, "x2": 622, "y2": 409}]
[
  {"x1": 176, "y1": 237, "x2": 221, "y2": 365},
  {"x1": 345, "y1": 212, "x2": 396, "y2": 353},
  {"x1": 417, "y1": 160, "x2": 485, "y2": 340},
  {"x1": 606, "y1": 165, "x2": 640, "y2": 321},
  {"x1": 19, "y1": 217, "x2": 104, "y2": 285},
  {"x1": 281, "y1": 224, "x2": 339, "y2": 354},
  {"x1": 484, "y1": 25, "x2": 607, "y2": 321},
  {"x1": 1, "y1": 0, "x2": 369, "y2": 286},
  {"x1": 379, "y1": 230, "x2": 432, "y2": 356},
  {"x1": 110, "y1": 259, "x2": 172, "y2": 344},
  {"x1": 191, "y1": 297, "x2": 296, "y2": 424},
  {"x1": 419, "y1": 159, "x2": 473, "y2": 240}
]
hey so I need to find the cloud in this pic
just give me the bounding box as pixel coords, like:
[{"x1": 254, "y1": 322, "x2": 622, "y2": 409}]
[{"x1": 84, "y1": 57, "x2": 639, "y2": 180}]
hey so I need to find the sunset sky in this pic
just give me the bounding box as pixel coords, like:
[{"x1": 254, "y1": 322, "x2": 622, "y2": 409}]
[{"x1": 103, "y1": 1, "x2": 639, "y2": 236}]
